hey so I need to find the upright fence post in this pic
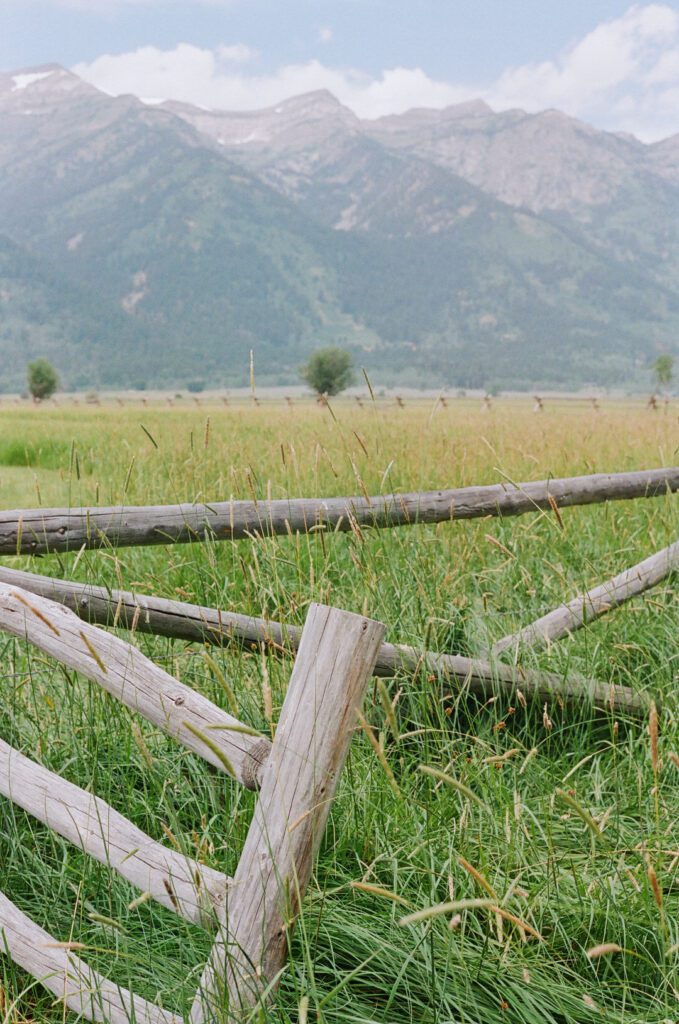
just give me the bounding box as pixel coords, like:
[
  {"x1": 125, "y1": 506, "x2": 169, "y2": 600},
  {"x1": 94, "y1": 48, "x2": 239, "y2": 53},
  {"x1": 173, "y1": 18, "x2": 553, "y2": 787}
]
[{"x1": 191, "y1": 603, "x2": 385, "y2": 1022}]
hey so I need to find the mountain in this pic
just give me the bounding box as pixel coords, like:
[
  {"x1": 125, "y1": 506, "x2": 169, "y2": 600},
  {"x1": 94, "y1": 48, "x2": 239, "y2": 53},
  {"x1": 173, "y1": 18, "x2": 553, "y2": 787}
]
[
  {"x1": 0, "y1": 232, "x2": 156, "y2": 391},
  {"x1": 364, "y1": 103, "x2": 645, "y2": 216},
  {"x1": 0, "y1": 66, "x2": 379, "y2": 389},
  {"x1": 1, "y1": 65, "x2": 678, "y2": 391}
]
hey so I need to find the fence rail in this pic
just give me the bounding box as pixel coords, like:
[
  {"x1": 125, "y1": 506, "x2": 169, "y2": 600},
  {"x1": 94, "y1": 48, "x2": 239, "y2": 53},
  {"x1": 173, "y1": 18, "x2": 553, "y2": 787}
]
[
  {"x1": 1, "y1": 466, "x2": 677, "y2": 555},
  {"x1": 0, "y1": 583, "x2": 271, "y2": 788},
  {"x1": 0, "y1": 891, "x2": 178, "y2": 1024},
  {"x1": 0, "y1": 566, "x2": 647, "y2": 715},
  {"x1": 493, "y1": 539, "x2": 679, "y2": 655},
  {"x1": 0, "y1": 738, "x2": 228, "y2": 927}
]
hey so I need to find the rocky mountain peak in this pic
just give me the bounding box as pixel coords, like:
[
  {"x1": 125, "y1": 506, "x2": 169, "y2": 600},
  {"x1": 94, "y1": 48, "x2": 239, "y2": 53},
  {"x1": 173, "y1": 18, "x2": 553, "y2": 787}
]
[
  {"x1": 161, "y1": 88, "x2": 360, "y2": 156},
  {"x1": 0, "y1": 63, "x2": 100, "y2": 118},
  {"x1": 365, "y1": 98, "x2": 494, "y2": 134},
  {"x1": 1, "y1": 64, "x2": 90, "y2": 95}
]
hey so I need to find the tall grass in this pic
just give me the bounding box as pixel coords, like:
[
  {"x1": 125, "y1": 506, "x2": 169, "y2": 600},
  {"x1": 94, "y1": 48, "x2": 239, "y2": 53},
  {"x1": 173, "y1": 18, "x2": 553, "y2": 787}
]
[{"x1": 0, "y1": 398, "x2": 677, "y2": 1023}]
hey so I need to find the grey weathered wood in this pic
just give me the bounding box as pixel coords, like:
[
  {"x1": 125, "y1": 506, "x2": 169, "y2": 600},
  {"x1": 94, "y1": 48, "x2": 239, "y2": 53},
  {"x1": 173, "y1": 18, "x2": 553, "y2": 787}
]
[
  {"x1": 0, "y1": 568, "x2": 647, "y2": 715},
  {"x1": 1, "y1": 466, "x2": 677, "y2": 555},
  {"x1": 376, "y1": 642, "x2": 648, "y2": 713},
  {"x1": 190, "y1": 603, "x2": 385, "y2": 1022},
  {"x1": 0, "y1": 583, "x2": 271, "y2": 789},
  {"x1": 0, "y1": 738, "x2": 228, "y2": 928},
  {"x1": 0, "y1": 889, "x2": 179, "y2": 1024},
  {"x1": 493, "y1": 539, "x2": 679, "y2": 655}
]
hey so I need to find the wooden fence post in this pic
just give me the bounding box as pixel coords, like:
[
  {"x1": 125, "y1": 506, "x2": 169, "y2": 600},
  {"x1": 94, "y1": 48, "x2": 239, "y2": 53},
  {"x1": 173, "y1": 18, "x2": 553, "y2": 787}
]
[{"x1": 190, "y1": 603, "x2": 385, "y2": 1022}]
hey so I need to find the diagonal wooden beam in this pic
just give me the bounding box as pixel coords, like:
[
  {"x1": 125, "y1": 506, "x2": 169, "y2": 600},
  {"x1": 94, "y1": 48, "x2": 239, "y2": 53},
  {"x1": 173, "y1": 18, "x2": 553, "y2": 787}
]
[
  {"x1": 0, "y1": 738, "x2": 228, "y2": 928},
  {"x1": 0, "y1": 889, "x2": 179, "y2": 1024},
  {"x1": 190, "y1": 603, "x2": 385, "y2": 1022},
  {"x1": 0, "y1": 583, "x2": 271, "y2": 789},
  {"x1": 493, "y1": 539, "x2": 679, "y2": 656}
]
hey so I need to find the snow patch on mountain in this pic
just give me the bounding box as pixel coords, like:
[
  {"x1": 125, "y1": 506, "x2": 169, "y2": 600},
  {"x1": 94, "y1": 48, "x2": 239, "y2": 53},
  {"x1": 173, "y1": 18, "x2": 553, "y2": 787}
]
[{"x1": 11, "y1": 71, "x2": 54, "y2": 92}]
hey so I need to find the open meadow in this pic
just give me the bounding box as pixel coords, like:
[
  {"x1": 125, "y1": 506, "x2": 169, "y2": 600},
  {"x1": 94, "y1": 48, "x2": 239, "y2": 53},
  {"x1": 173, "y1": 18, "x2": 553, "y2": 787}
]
[{"x1": 0, "y1": 396, "x2": 678, "y2": 1024}]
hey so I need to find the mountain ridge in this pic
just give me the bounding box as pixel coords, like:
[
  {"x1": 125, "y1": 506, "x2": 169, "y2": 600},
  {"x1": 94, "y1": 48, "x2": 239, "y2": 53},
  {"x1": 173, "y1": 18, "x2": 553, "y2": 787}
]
[{"x1": 1, "y1": 63, "x2": 678, "y2": 391}]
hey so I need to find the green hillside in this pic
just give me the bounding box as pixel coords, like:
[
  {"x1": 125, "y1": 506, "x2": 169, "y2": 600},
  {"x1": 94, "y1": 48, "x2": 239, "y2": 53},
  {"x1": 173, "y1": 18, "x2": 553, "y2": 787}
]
[{"x1": 0, "y1": 235, "x2": 154, "y2": 391}]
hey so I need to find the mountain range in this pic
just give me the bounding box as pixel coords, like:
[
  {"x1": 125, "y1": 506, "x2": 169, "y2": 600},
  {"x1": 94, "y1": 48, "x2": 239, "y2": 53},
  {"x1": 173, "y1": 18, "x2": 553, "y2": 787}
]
[{"x1": 1, "y1": 63, "x2": 679, "y2": 391}]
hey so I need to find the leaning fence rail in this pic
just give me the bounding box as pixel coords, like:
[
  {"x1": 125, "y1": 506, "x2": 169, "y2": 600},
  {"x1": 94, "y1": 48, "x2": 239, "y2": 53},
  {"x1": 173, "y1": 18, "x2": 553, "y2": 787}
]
[
  {"x1": 493, "y1": 538, "x2": 679, "y2": 655},
  {"x1": 0, "y1": 738, "x2": 229, "y2": 928},
  {"x1": 0, "y1": 591, "x2": 384, "y2": 1022},
  {"x1": 0, "y1": 892, "x2": 179, "y2": 1024},
  {"x1": 0, "y1": 566, "x2": 648, "y2": 715},
  {"x1": 1, "y1": 466, "x2": 677, "y2": 555},
  {"x1": 0, "y1": 583, "x2": 271, "y2": 789}
]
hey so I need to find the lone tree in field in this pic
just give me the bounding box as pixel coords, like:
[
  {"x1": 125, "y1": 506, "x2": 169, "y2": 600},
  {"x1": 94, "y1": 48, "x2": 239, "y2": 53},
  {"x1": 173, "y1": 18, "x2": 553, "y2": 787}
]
[
  {"x1": 301, "y1": 347, "x2": 353, "y2": 397},
  {"x1": 27, "y1": 359, "x2": 59, "y2": 401},
  {"x1": 653, "y1": 353, "x2": 674, "y2": 391}
]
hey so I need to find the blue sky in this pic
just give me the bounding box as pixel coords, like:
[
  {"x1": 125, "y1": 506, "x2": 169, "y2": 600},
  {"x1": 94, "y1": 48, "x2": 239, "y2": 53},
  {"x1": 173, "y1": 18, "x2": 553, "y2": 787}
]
[{"x1": 3, "y1": 1, "x2": 679, "y2": 139}]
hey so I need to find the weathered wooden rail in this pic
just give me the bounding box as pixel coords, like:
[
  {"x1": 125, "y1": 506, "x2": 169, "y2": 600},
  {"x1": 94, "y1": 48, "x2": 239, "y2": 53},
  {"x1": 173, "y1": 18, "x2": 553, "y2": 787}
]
[
  {"x1": 0, "y1": 592, "x2": 384, "y2": 1021},
  {"x1": 0, "y1": 583, "x2": 271, "y2": 789},
  {"x1": 494, "y1": 539, "x2": 679, "y2": 655},
  {"x1": 1, "y1": 466, "x2": 677, "y2": 555},
  {"x1": 0, "y1": 892, "x2": 180, "y2": 1024},
  {"x1": 0, "y1": 738, "x2": 228, "y2": 928},
  {"x1": 0, "y1": 566, "x2": 648, "y2": 715}
]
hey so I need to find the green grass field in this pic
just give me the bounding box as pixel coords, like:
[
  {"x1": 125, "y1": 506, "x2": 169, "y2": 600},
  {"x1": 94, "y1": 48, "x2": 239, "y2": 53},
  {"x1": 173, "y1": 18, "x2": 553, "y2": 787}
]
[{"x1": 0, "y1": 397, "x2": 677, "y2": 1024}]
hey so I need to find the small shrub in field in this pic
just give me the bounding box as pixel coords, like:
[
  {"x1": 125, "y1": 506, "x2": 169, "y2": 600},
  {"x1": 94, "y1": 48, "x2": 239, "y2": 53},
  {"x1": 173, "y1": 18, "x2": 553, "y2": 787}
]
[
  {"x1": 27, "y1": 359, "x2": 59, "y2": 401},
  {"x1": 653, "y1": 353, "x2": 674, "y2": 390},
  {"x1": 301, "y1": 347, "x2": 353, "y2": 396},
  {"x1": 187, "y1": 380, "x2": 205, "y2": 393}
]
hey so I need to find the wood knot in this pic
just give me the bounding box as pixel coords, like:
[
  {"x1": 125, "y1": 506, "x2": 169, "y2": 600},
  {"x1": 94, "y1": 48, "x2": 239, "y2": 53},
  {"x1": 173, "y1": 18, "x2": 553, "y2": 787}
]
[{"x1": 242, "y1": 738, "x2": 272, "y2": 790}]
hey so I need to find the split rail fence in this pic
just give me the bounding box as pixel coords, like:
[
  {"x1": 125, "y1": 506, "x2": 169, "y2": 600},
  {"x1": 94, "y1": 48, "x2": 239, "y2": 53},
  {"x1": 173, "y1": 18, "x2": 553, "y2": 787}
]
[
  {"x1": 0, "y1": 464, "x2": 677, "y2": 1021},
  {"x1": 0, "y1": 594, "x2": 383, "y2": 1022}
]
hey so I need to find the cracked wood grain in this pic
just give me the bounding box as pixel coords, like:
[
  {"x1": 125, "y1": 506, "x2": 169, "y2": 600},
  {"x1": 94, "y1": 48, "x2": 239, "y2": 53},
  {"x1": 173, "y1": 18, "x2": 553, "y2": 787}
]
[
  {"x1": 0, "y1": 466, "x2": 676, "y2": 555},
  {"x1": 190, "y1": 603, "x2": 385, "y2": 1022}
]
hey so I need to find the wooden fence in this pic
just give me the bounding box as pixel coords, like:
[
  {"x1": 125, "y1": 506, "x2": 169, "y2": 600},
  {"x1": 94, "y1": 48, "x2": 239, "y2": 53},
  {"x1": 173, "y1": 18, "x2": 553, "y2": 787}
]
[
  {"x1": 0, "y1": 465, "x2": 676, "y2": 1020},
  {"x1": 0, "y1": 563, "x2": 651, "y2": 715},
  {"x1": 0, "y1": 594, "x2": 384, "y2": 1022}
]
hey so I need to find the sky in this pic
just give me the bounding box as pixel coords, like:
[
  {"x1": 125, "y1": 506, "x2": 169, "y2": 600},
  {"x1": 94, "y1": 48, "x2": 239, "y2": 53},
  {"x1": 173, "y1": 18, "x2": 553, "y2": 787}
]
[{"x1": 3, "y1": 1, "x2": 679, "y2": 140}]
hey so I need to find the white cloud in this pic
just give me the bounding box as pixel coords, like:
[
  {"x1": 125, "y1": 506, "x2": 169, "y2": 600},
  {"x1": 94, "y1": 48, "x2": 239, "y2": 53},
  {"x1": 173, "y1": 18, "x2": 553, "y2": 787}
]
[
  {"x1": 486, "y1": 3, "x2": 679, "y2": 139},
  {"x1": 319, "y1": 27, "x2": 333, "y2": 44},
  {"x1": 216, "y1": 43, "x2": 257, "y2": 64},
  {"x1": 74, "y1": 46, "x2": 470, "y2": 118},
  {"x1": 72, "y1": 5, "x2": 679, "y2": 139}
]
